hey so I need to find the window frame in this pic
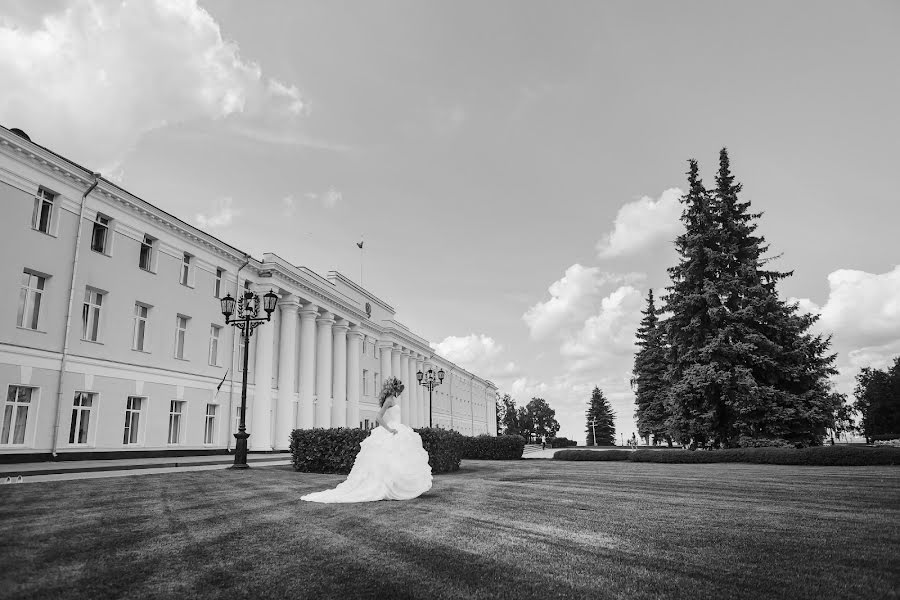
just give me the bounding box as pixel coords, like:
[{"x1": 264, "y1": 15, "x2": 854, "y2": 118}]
[
  {"x1": 132, "y1": 302, "x2": 150, "y2": 352},
  {"x1": 139, "y1": 235, "x2": 157, "y2": 273},
  {"x1": 180, "y1": 253, "x2": 194, "y2": 287},
  {"x1": 167, "y1": 400, "x2": 185, "y2": 445},
  {"x1": 69, "y1": 391, "x2": 95, "y2": 446},
  {"x1": 81, "y1": 288, "x2": 104, "y2": 342},
  {"x1": 174, "y1": 315, "x2": 189, "y2": 360},
  {"x1": 17, "y1": 269, "x2": 47, "y2": 331},
  {"x1": 31, "y1": 187, "x2": 56, "y2": 235},
  {"x1": 2, "y1": 385, "x2": 36, "y2": 446},
  {"x1": 204, "y1": 403, "x2": 218, "y2": 445},
  {"x1": 208, "y1": 324, "x2": 222, "y2": 366},
  {"x1": 214, "y1": 268, "x2": 224, "y2": 298},
  {"x1": 123, "y1": 396, "x2": 144, "y2": 446},
  {"x1": 90, "y1": 213, "x2": 112, "y2": 255}
]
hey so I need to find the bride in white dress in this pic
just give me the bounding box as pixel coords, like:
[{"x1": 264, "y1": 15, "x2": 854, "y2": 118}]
[{"x1": 300, "y1": 376, "x2": 433, "y2": 503}]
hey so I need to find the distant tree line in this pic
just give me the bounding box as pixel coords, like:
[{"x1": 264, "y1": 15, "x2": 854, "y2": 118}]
[
  {"x1": 853, "y1": 357, "x2": 900, "y2": 442},
  {"x1": 496, "y1": 394, "x2": 560, "y2": 442},
  {"x1": 631, "y1": 149, "x2": 848, "y2": 449}
]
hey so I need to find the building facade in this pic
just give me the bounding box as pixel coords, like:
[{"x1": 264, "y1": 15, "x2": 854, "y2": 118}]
[{"x1": 0, "y1": 125, "x2": 497, "y2": 460}]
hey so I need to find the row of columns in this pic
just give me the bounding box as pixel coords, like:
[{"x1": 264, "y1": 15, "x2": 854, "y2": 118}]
[{"x1": 250, "y1": 292, "x2": 438, "y2": 450}]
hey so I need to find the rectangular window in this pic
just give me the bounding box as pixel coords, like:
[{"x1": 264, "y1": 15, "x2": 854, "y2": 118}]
[
  {"x1": 364, "y1": 418, "x2": 370, "y2": 430},
  {"x1": 168, "y1": 400, "x2": 184, "y2": 444},
  {"x1": 17, "y1": 270, "x2": 46, "y2": 330},
  {"x1": 204, "y1": 404, "x2": 217, "y2": 444},
  {"x1": 180, "y1": 253, "x2": 192, "y2": 286},
  {"x1": 209, "y1": 325, "x2": 221, "y2": 366},
  {"x1": 233, "y1": 405, "x2": 242, "y2": 435},
  {"x1": 363, "y1": 369, "x2": 369, "y2": 396},
  {"x1": 123, "y1": 396, "x2": 143, "y2": 445},
  {"x1": 139, "y1": 235, "x2": 155, "y2": 271},
  {"x1": 2, "y1": 386, "x2": 33, "y2": 445},
  {"x1": 81, "y1": 288, "x2": 104, "y2": 342},
  {"x1": 32, "y1": 188, "x2": 55, "y2": 234},
  {"x1": 374, "y1": 372, "x2": 380, "y2": 396},
  {"x1": 91, "y1": 214, "x2": 110, "y2": 253},
  {"x1": 237, "y1": 341, "x2": 245, "y2": 372},
  {"x1": 69, "y1": 392, "x2": 94, "y2": 444},
  {"x1": 132, "y1": 303, "x2": 149, "y2": 351},
  {"x1": 174, "y1": 315, "x2": 189, "y2": 359},
  {"x1": 243, "y1": 279, "x2": 250, "y2": 290},
  {"x1": 214, "y1": 268, "x2": 223, "y2": 298}
]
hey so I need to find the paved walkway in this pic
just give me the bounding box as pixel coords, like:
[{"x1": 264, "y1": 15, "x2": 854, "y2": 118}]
[{"x1": 0, "y1": 454, "x2": 292, "y2": 485}]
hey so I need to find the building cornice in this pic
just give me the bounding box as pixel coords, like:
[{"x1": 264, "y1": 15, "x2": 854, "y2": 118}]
[{"x1": 326, "y1": 271, "x2": 395, "y2": 313}]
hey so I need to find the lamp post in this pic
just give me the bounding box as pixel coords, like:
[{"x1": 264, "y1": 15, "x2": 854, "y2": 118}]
[
  {"x1": 220, "y1": 288, "x2": 278, "y2": 468},
  {"x1": 415, "y1": 367, "x2": 445, "y2": 428},
  {"x1": 590, "y1": 418, "x2": 597, "y2": 447}
]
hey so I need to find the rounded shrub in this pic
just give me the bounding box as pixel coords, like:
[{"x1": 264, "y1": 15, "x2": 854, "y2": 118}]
[
  {"x1": 289, "y1": 426, "x2": 466, "y2": 475},
  {"x1": 462, "y1": 434, "x2": 526, "y2": 460}
]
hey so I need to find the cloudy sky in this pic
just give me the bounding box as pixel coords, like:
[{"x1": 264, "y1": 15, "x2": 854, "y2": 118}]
[{"x1": 2, "y1": 0, "x2": 898, "y2": 442}]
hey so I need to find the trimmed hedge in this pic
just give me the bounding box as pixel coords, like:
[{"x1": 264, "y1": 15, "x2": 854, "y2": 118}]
[
  {"x1": 554, "y1": 445, "x2": 900, "y2": 466},
  {"x1": 872, "y1": 433, "x2": 900, "y2": 442},
  {"x1": 462, "y1": 434, "x2": 526, "y2": 460},
  {"x1": 289, "y1": 427, "x2": 465, "y2": 475},
  {"x1": 548, "y1": 437, "x2": 578, "y2": 448}
]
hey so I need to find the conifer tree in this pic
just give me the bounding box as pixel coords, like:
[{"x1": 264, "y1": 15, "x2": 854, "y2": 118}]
[
  {"x1": 661, "y1": 160, "x2": 723, "y2": 446},
  {"x1": 709, "y1": 148, "x2": 840, "y2": 446},
  {"x1": 585, "y1": 387, "x2": 615, "y2": 446},
  {"x1": 632, "y1": 289, "x2": 671, "y2": 445}
]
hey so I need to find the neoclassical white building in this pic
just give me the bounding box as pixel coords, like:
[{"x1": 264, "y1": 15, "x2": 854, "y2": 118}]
[{"x1": 0, "y1": 125, "x2": 497, "y2": 461}]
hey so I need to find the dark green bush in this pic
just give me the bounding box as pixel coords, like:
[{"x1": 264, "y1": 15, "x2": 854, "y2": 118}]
[
  {"x1": 289, "y1": 427, "x2": 465, "y2": 475},
  {"x1": 737, "y1": 436, "x2": 795, "y2": 448},
  {"x1": 871, "y1": 433, "x2": 900, "y2": 441},
  {"x1": 554, "y1": 449, "x2": 632, "y2": 461},
  {"x1": 553, "y1": 445, "x2": 900, "y2": 466},
  {"x1": 462, "y1": 434, "x2": 526, "y2": 459},
  {"x1": 289, "y1": 428, "x2": 369, "y2": 474},
  {"x1": 548, "y1": 437, "x2": 578, "y2": 448},
  {"x1": 417, "y1": 427, "x2": 466, "y2": 473}
]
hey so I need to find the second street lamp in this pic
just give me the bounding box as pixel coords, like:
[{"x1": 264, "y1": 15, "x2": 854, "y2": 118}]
[
  {"x1": 220, "y1": 287, "x2": 278, "y2": 468},
  {"x1": 416, "y1": 367, "x2": 445, "y2": 428}
]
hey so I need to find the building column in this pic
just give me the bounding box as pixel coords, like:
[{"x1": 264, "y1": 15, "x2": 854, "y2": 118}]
[
  {"x1": 415, "y1": 356, "x2": 425, "y2": 427},
  {"x1": 298, "y1": 303, "x2": 318, "y2": 429},
  {"x1": 390, "y1": 344, "x2": 401, "y2": 411},
  {"x1": 347, "y1": 325, "x2": 363, "y2": 428},
  {"x1": 377, "y1": 341, "x2": 393, "y2": 399},
  {"x1": 315, "y1": 311, "x2": 335, "y2": 427},
  {"x1": 275, "y1": 295, "x2": 299, "y2": 449},
  {"x1": 250, "y1": 289, "x2": 276, "y2": 450},
  {"x1": 331, "y1": 318, "x2": 349, "y2": 427},
  {"x1": 408, "y1": 352, "x2": 419, "y2": 428},
  {"x1": 399, "y1": 349, "x2": 411, "y2": 425}
]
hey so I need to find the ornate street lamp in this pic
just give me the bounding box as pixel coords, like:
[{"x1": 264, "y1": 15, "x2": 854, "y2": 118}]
[
  {"x1": 220, "y1": 287, "x2": 278, "y2": 468},
  {"x1": 416, "y1": 367, "x2": 445, "y2": 428}
]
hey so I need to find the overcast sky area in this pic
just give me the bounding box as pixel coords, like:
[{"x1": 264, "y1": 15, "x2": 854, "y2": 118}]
[{"x1": 2, "y1": 0, "x2": 898, "y2": 442}]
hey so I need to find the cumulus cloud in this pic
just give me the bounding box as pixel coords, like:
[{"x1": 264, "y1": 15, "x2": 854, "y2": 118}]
[
  {"x1": 561, "y1": 285, "x2": 645, "y2": 368},
  {"x1": 0, "y1": 0, "x2": 306, "y2": 171},
  {"x1": 196, "y1": 197, "x2": 239, "y2": 229},
  {"x1": 791, "y1": 266, "x2": 900, "y2": 349},
  {"x1": 522, "y1": 264, "x2": 644, "y2": 340},
  {"x1": 431, "y1": 334, "x2": 519, "y2": 382},
  {"x1": 596, "y1": 188, "x2": 683, "y2": 259}
]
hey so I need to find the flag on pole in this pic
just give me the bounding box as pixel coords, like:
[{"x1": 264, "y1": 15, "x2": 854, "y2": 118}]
[
  {"x1": 356, "y1": 241, "x2": 364, "y2": 249},
  {"x1": 214, "y1": 368, "x2": 229, "y2": 399}
]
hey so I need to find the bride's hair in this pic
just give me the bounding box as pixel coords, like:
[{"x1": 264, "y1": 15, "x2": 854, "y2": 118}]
[{"x1": 379, "y1": 376, "x2": 404, "y2": 407}]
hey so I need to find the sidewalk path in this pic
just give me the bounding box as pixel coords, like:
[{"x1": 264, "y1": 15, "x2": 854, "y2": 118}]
[{"x1": 0, "y1": 454, "x2": 292, "y2": 484}]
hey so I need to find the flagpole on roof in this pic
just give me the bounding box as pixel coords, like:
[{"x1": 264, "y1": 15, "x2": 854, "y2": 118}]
[{"x1": 357, "y1": 236, "x2": 364, "y2": 287}]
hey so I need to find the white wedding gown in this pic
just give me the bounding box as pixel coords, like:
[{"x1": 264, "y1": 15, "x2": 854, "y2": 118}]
[{"x1": 300, "y1": 403, "x2": 433, "y2": 503}]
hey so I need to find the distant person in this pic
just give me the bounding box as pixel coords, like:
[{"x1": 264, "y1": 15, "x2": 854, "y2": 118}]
[
  {"x1": 301, "y1": 377, "x2": 432, "y2": 503},
  {"x1": 542, "y1": 439, "x2": 546, "y2": 451}
]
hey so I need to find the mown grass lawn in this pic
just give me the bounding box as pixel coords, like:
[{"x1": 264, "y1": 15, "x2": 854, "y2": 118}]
[{"x1": 1, "y1": 460, "x2": 898, "y2": 600}]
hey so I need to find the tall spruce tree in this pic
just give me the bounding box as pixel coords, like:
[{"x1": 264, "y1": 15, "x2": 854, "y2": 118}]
[
  {"x1": 586, "y1": 387, "x2": 615, "y2": 446},
  {"x1": 633, "y1": 289, "x2": 671, "y2": 445},
  {"x1": 709, "y1": 148, "x2": 840, "y2": 446},
  {"x1": 663, "y1": 150, "x2": 841, "y2": 448},
  {"x1": 661, "y1": 159, "x2": 722, "y2": 446}
]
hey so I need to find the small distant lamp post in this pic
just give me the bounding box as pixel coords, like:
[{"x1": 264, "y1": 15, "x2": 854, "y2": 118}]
[
  {"x1": 590, "y1": 418, "x2": 598, "y2": 447},
  {"x1": 416, "y1": 367, "x2": 445, "y2": 428},
  {"x1": 220, "y1": 288, "x2": 278, "y2": 469}
]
